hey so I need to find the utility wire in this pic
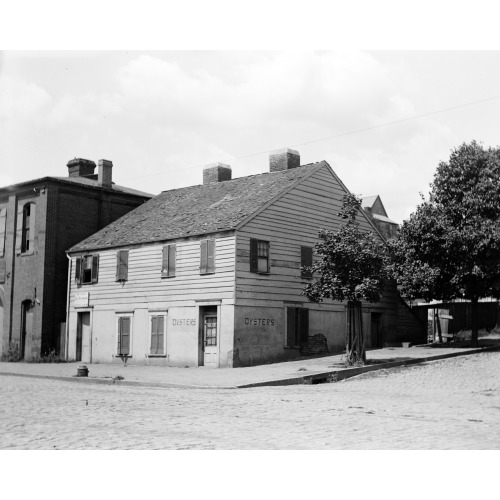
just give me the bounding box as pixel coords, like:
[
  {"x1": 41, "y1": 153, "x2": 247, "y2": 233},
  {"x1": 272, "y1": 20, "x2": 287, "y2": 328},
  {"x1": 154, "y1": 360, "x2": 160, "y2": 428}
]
[{"x1": 122, "y1": 94, "x2": 500, "y2": 180}]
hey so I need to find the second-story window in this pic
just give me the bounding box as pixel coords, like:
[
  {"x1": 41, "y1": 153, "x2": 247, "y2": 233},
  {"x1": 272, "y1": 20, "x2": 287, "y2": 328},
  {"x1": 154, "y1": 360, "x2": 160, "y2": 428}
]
[
  {"x1": 301, "y1": 246, "x2": 313, "y2": 278},
  {"x1": 162, "y1": 244, "x2": 176, "y2": 277},
  {"x1": 75, "y1": 255, "x2": 99, "y2": 284},
  {"x1": 200, "y1": 239, "x2": 215, "y2": 274},
  {"x1": 16, "y1": 202, "x2": 36, "y2": 254},
  {"x1": 116, "y1": 250, "x2": 129, "y2": 282},
  {"x1": 250, "y1": 238, "x2": 270, "y2": 274},
  {"x1": 0, "y1": 207, "x2": 6, "y2": 257}
]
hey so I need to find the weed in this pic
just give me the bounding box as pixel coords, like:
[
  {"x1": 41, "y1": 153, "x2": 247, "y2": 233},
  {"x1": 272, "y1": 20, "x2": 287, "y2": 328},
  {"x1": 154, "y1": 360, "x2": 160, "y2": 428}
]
[{"x1": 0, "y1": 343, "x2": 22, "y2": 362}]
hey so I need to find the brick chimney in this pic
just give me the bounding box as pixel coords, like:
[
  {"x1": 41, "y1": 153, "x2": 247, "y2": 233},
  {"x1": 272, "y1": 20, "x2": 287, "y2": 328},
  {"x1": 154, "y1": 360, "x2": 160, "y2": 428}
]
[
  {"x1": 269, "y1": 148, "x2": 300, "y2": 172},
  {"x1": 67, "y1": 158, "x2": 96, "y2": 178},
  {"x1": 203, "y1": 163, "x2": 232, "y2": 184},
  {"x1": 98, "y1": 159, "x2": 113, "y2": 188}
]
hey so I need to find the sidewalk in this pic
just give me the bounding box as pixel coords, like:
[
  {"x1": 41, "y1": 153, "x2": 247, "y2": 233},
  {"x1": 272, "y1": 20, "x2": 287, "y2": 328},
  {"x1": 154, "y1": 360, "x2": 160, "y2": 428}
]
[{"x1": 1, "y1": 340, "x2": 499, "y2": 389}]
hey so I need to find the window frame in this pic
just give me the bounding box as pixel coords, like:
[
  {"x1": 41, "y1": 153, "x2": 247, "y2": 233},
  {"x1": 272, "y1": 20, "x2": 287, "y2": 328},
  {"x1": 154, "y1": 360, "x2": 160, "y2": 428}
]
[
  {"x1": 116, "y1": 313, "x2": 133, "y2": 357},
  {"x1": 0, "y1": 206, "x2": 6, "y2": 257},
  {"x1": 148, "y1": 312, "x2": 167, "y2": 357},
  {"x1": 75, "y1": 254, "x2": 99, "y2": 285},
  {"x1": 116, "y1": 249, "x2": 129, "y2": 282},
  {"x1": 250, "y1": 238, "x2": 270, "y2": 274},
  {"x1": 162, "y1": 244, "x2": 176, "y2": 278},
  {"x1": 16, "y1": 202, "x2": 36, "y2": 255},
  {"x1": 200, "y1": 239, "x2": 215, "y2": 275},
  {"x1": 300, "y1": 246, "x2": 313, "y2": 278}
]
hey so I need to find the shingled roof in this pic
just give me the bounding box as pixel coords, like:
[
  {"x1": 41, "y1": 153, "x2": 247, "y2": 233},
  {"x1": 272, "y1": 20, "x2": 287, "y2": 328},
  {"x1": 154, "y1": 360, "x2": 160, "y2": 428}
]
[{"x1": 68, "y1": 161, "x2": 325, "y2": 253}]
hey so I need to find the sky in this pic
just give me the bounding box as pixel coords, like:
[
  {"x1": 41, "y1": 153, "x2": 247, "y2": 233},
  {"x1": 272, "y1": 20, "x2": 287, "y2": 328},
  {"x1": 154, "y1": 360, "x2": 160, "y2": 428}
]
[{"x1": 2, "y1": 49, "x2": 500, "y2": 224}]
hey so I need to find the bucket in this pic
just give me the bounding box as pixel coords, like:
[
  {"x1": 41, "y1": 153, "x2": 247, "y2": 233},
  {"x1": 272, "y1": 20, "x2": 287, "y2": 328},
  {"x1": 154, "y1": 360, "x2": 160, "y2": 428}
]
[{"x1": 76, "y1": 365, "x2": 89, "y2": 377}]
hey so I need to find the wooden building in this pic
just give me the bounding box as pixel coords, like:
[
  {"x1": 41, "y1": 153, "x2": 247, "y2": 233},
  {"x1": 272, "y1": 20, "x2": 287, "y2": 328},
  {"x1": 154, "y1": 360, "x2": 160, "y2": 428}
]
[
  {"x1": 362, "y1": 195, "x2": 398, "y2": 240},
  {"x1": 66, "y1": 149, "x2": 425, "y2": 368},
  {"x1": 0, "y1": 159, "x2": 152, "y2": 360}
]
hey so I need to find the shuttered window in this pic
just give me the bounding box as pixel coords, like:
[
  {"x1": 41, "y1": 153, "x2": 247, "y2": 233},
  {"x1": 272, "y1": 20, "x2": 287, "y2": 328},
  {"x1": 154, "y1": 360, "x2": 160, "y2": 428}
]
[
  {"x1": 16, "y1": 202, "x2": 36, "y2": 254},
  {"x1": 250, "y1": 238, "x2": 270, "y2": 274},
  {"x1": 285, "y1": 307, "x2": 309, "y2": 347},
  {"x1": 162, "y1": 244, "x2": 176, "y2": 277},
  {"x1": 200, "y1": 239, "x2": 215, "y2": 274},
  {"x1": 150, "y1": 315, "x2": 165, "y2": 355},
  {"x1": 0, "y1": 207, "x2": 6, "y2": 257},
  {"x1": 116, "y1": 250, "x2": 129, "y2": 281},
  {"x1": 301, "y1": 246, "x2": 313, "y2": 278},
  {"x1": 75, "y1": 255, "x2": 99, "y2": 284},
  {"x1": 117, "y1": 316, "x2": 131, "y2": 356}
]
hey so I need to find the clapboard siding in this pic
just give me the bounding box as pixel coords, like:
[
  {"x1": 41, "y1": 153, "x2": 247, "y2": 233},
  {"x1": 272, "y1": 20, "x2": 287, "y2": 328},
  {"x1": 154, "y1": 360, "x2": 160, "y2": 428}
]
[
  {"x1": 235, "y1": 163, "x2": 380, "y2": 305},
  {"x1": 70, "y1": 235, "x2": 236, "y2": 307}
]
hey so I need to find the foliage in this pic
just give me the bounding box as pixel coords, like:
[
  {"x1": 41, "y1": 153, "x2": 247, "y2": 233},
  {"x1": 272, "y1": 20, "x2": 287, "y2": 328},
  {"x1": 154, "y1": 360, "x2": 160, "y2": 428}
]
[
  {"x1": 0, "y1": 343, "x2": 22, "y2": 362},
  {"x1": 303, "y1": 193, "x2": 390, "y2": 364},
  {"x1": 28, "y1": 349, "x2": 68, "y2": 363},
  {"x1": 389, "y1": 141, "x2": 500, "y2": 344}
]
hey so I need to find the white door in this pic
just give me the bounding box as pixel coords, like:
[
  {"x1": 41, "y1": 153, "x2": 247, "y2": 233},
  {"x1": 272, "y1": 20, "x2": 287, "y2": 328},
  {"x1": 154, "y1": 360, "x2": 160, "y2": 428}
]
[
  {"x1": 203, "y1": 315, "x2": 219, "y2": 367},
  {"x1": 78, "y1": 312, "x2": 91, "y2": 363}
]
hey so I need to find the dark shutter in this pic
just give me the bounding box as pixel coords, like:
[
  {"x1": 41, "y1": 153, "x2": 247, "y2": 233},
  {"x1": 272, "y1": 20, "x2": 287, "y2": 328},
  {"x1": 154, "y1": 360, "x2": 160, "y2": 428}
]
[
  {"x1": 200, "y1": 240, "x2": 207, "y2": 274},
  {"x1": 250, "y1": 238, "x2": 258, "y2": 273},
  {"x1": 150, "y1": 316, "x2": 158, "y2": 354},
  {"x1": 168, "y1": 245, "x2": 176, "y2": 276},
  {"x1": 75, "y1": 257, "x2": 82, "y2": 283},
  {"x1": 207, "y1": 240, "x2": 215, "y2": 274},
  {"x1": 91, "y1": 255, "x2": 99, "y2": 283},
  {"x1": 28, "y1": 203, "x2": 36, "y2": 252},
  {"x1": 162, "y1": 245, "x2": 169, "y2": 274},
  {"x1": 301, "y1": 246, "x2": 313, "y2": 278},
  {"x1": 15, "y1": 204, "x2": 23, "y2": 254},
  {"x1": 157, "y1": 316, "x2": 165, "y2": 354},
  {"x1": 286, "y1": 307, "x2": 296, "y2": 347},
  {"x1": 116, "y1": 250, "x2": 128, "y2": 281},
  {"x1": 298, "y1": 308, "x2": 309, "y2": 346},
  {"x1": 119, "y1": 316, "x2": 130, "y2": 355},
  {"x1": 0, "y1": 207, "x2": 6, "y2": 257}
]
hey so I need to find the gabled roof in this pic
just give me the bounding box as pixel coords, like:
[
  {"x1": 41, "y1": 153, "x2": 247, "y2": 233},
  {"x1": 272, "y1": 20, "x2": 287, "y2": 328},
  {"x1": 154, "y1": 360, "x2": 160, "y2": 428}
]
[
  {"x1": 69, "y1": 162, "x2": 325, "y2": 253},
  {"x1": 372, "y1": 213, "x2": 398, "y2": 225},
  {"x1": 361, "y1": 195, "x2": 379, "y2": 209}
]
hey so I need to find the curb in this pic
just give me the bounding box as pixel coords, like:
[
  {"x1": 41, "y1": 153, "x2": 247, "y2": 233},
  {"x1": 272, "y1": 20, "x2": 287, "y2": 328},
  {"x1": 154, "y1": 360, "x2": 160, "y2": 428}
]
[{"x1": 1, "y1": 345, "x2": 498, "y2": 390}]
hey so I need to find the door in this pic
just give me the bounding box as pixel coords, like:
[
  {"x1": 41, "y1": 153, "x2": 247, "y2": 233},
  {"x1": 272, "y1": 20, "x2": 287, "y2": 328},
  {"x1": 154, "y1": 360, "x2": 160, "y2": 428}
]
[
  {"x1": 203, "y1": 314, "x2": 219, "y2": 367},
  {"x1": 371, "y1": 313, "x2": 383, "y2": 348},
  {"x1": 21, "y1": 300, "x2": 34, "y2": 360},
  {"x1": 76, "y1": 312, "x2": 91, "y2": 362}
]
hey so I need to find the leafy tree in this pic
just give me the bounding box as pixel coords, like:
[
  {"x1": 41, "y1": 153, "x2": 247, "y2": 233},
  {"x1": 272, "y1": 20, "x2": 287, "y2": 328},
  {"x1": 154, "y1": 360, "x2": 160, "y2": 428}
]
[
  {"x1": 389, "y1": 141, "x2": 500, "y2": 345},
  {"x1": 303, "y1": 193, "x2": 390, "y2": 364}
]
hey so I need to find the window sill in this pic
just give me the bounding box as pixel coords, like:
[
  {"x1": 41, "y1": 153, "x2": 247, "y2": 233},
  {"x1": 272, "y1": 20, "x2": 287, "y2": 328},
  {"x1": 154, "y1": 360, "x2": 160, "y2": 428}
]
[
  {"x1": 114, "y1": 354, "x2": 132, "y2": 358},
  {"x1": 146, "y1": 354, "x2": 166, "y2": 358},
  {"x1": 18, "y1": 251, "x2": 35, "y2": 257},
  {"x1": 161, "y1": 274, "x2": 175, "y2": 279}
]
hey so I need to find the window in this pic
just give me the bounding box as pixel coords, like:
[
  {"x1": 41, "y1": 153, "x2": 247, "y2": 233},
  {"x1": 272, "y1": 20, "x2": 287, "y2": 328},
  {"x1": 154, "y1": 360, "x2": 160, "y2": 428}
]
[
  {"x1": 200, "y1": 239, "x2": 215, "y2": 274},
  {"x1": 250, "y1": 238, "x2": 270, "y2": 273},
  {"x1": 301, "y1": 246, "x2": 313, "y2": 278},
  {"x1": 16, "y1": 202, "x2": 36, "y2": 254},
  {"x1": 162, "y1": 244, "x2": 176, "y2": 277},
  {"x1": 0, "y1": 207, "x2": 6, "y2": 257},
  {"x1": 117, "y1": 315, "x2": 132, "y2": 356},
  {"x1": 286, "y1": 307, "x2": 309, "y2": 347},
  {"x1": 75, "y1": 255, "x2": 99, "y2": 284},
  {"x1": 149, "y1": 314, "x2": 166, "y2": 355},
  {"x1": 116, "y1": 250, "x2": 129, "y2": 282}
]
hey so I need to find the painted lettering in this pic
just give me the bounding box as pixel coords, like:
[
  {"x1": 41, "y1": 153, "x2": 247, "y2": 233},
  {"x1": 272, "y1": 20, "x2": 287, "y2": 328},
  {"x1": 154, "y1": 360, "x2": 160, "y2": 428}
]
[
  {"x1": 172, "y1": 318, "x2": 197, "y2": 327},
  {"x1": 243, "y1": 318, "x2": 275, "y2": 327}
]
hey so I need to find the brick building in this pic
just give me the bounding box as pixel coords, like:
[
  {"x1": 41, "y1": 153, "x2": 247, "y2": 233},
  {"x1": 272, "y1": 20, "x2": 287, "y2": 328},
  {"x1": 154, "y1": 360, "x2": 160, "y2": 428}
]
[{"x1": 0, "y1": 158, "x2": 152, "y2": 360}]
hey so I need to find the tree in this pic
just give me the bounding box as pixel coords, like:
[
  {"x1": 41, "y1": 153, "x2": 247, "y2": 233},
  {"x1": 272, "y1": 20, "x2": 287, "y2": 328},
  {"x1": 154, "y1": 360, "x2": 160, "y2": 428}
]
[
  {"x1": 389, "y1": 141, "x2": 500, "y2": 346},
  {"x1": 303, "y1": 193, "x2": 390, "y2": 364}
]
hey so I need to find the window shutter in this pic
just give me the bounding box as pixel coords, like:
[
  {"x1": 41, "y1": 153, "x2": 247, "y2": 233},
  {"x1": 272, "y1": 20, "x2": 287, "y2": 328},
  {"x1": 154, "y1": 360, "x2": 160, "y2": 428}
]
[
  {"x1": 250, "y1": 238, "x2": 258, "y2": 273},
  {"x1": 157, "y1": 316, "x2": 164, "y2": 354},
  {"x1": 207, "y1": 240, "x2": 215, "y2": 274},
  {"x1": 28, "y1": 203, "x2": 36, "y2": 252},
  {"x1": 15, "y1": 204, "x2": 23, "y2": 254},
  {"x1": 286, "y1": 308, "x2": 296, "y2": 347},
  {"x1": 168, "y1": 245, "x2": 176, "y2": 276},
  {"x1": 150, "y1": 316, "x2": 158, "y2": 354},
  {"x1": 75, "y1": 257, "x2": 82, "y2": 283},
  {"x1": 162, "y1": 245, "x2": 169, "y2": 274},
  {"x1": 301, "y1": 246, "x2": 313, "y2": 278},
  {"x1": 116, "y1": 250, "x2": 128, "y2": 281},
  {"x1": 119, "y1": 316, "x2": 130, "y2": 355},
  {"x1": 298, "y1": 308, "x2": 309, "y2": 346},
  {"x1": 91, "y1": 255, "x2": 99, "y2": 283},
  {"x1": 0, "y1": 207, "x2": 6, "y2": 257},
  {"x1": 200, "y1": 240, "x2": 207, "y2": 274}
]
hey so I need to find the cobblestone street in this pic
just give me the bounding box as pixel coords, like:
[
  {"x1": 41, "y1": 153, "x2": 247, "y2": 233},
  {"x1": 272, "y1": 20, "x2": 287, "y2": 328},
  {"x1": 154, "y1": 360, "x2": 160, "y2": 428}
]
[{"x1": 1, "y1": 351, "x2": 499, "y2": 450}]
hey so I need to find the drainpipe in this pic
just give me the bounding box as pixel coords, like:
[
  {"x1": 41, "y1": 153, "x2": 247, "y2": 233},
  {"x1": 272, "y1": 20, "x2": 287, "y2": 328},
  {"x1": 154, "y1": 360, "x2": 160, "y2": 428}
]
[{"x1": 65, "y1": 253, "x2": 72, "y2": 360}]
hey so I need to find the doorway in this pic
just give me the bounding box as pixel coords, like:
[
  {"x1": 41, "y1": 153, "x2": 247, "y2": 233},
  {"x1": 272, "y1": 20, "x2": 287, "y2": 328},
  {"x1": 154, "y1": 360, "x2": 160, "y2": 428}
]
[
  {"x1": 21, "y1": 300, "x2": 34, "y2": 360},
  {"x1": 199, "y1": 306, "x2": 219, "y2": 367},
  {"x1": 371, "y1": 313, "x2": 383, "y2": 348},
  {"x1": 76, "y1": 312, "x2": 91, "y2": 362}
]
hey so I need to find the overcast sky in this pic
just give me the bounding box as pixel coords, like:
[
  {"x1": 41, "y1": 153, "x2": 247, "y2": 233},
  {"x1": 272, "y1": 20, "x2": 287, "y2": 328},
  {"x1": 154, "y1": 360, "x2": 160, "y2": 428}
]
[{"x1": 1, "y1": 50, "x2": 500, "y2": 224}]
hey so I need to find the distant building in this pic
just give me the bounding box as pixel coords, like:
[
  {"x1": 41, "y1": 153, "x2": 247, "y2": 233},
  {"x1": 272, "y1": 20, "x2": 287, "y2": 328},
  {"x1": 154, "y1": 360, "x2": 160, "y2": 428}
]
[
  {"x1": 362, "y1": 195, "x2": 398, "y2": 240},
  {"x1": 0, "y1": 159, "x2": 152, "y2": 360},
  {"x1": 66, "y1": 149, "x2": 425, "y2": 368}
]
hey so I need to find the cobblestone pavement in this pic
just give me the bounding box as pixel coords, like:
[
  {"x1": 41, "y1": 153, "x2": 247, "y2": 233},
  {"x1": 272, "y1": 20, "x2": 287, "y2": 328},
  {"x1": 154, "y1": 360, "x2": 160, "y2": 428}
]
[{"x1": 1, "y1": 351, "x2": 499, "y2": 449}]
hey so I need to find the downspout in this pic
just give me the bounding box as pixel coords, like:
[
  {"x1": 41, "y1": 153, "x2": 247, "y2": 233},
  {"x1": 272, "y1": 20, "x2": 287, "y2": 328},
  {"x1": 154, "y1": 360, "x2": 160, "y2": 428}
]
[{"x1": 65, "y1": 253, "x2": 72, "y2": 360}]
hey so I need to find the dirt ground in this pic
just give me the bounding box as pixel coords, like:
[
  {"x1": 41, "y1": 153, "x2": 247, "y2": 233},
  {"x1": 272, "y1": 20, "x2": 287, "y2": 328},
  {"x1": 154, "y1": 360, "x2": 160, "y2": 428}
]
[{"x1": 1, "y1": 350, "x2": 499, "y2": 450}]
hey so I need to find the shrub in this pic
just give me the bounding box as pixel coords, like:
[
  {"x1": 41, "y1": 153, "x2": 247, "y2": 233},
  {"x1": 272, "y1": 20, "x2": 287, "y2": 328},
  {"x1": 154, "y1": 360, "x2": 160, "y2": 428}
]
[{"x1": 0, "y1": 343, "x2": 22, "y2": 362}]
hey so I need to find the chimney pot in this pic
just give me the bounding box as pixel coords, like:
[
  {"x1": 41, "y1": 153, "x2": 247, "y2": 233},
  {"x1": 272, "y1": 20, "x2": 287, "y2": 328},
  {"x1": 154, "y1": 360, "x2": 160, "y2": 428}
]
[
  {"x1": 203, "y1": 163, "x2": 232, "y2": 184},
  {"x1": 269, "y1": 148, "x2": 300, "y2": 172},
  {"x1": 67, "y1": 158, "x2": 96, "y2": 178},
  {"x1": 98, "y1": 159, "x2": 113, "y2": 188}
]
